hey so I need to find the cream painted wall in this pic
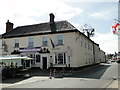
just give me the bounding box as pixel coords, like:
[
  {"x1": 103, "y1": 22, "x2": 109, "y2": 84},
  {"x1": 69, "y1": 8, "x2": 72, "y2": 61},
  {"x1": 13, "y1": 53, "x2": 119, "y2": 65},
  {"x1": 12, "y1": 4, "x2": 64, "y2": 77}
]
[
  {"x1": 73, "y1": 32, "x2": 94, "y2": 67},
  {"x1": 3, "y1": 32, "x2": 77, "y2": 67},
  {"x1": 99, "y1": 50, "x2": 105, "y2": 62},
  {"x1": 2, "y1": 31, "x2": 105, "y2": 68},
  {"x1": 94, "y1": 44, "x2": 100, "y2": 64}
]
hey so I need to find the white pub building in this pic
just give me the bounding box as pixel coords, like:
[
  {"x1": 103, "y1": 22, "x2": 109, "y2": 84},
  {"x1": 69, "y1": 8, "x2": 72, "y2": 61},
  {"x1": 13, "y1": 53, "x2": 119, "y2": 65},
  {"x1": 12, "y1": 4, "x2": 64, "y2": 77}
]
[{"x1": 1, "y1": 13, "x2": 105, "y2": 69}]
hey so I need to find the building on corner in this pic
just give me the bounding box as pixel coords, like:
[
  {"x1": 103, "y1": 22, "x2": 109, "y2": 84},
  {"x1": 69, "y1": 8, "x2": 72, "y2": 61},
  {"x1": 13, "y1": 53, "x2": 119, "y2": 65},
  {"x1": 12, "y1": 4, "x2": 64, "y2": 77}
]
[{"x1": 1, "y1": 13, "x2": 106, "y2": 69}]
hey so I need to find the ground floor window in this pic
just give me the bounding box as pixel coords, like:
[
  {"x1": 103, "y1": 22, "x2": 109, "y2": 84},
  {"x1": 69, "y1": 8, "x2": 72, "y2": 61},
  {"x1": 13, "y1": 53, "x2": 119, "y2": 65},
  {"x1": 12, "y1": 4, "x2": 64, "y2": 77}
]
[
  {"x1": 36, "y1": 54, "x2": 41, "y2": 62},
  {"x1": 30, "y1": 54, "x2": 36, "y2": 65},
  {"x1": 26, "y1": 54, "x2": 41, "y2": 64},
  {"x1": 55, "y1": 52, "x2": 66, "y2": 64},
  {"x1": 21, "y1": 59, "x2": 25, "y2": 68}
]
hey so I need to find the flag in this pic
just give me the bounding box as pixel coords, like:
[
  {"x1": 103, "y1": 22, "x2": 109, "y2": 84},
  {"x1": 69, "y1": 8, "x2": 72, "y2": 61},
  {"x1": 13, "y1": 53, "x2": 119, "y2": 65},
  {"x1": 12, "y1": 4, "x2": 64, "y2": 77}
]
[
  {"x1": 49, "y1": 37, "x2": 55, "y2": 48},
  {"x1": 112, "y1": 23, "x2": 120, "y2": 34}
]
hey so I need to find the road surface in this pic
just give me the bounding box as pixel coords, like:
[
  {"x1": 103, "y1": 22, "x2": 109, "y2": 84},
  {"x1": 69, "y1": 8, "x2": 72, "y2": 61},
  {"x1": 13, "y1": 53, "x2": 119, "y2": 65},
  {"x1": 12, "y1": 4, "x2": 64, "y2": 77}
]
[{"x1": 1, "y1": 63, "x2": 119, "y2": 88}]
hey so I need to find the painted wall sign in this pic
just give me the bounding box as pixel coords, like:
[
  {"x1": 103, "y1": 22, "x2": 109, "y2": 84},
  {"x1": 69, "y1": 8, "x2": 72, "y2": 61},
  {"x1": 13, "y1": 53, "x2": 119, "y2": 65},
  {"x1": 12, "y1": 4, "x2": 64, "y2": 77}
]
[{"x1": 19, "y1": 47, "x2": 41, "y2": 52}]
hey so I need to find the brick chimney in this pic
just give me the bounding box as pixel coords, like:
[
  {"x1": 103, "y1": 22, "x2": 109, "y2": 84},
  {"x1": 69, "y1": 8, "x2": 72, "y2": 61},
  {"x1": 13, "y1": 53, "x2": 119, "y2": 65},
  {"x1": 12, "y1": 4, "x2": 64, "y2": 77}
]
[
  {"x1": 49, "y1": 13, "x2": 56, "y2": 32},
  {"x1": 6, "y1": 20, "x2": 14, "y2": 32},
  {"x1": 49, "y1": 13, "x2": 55, "y2": 23}
]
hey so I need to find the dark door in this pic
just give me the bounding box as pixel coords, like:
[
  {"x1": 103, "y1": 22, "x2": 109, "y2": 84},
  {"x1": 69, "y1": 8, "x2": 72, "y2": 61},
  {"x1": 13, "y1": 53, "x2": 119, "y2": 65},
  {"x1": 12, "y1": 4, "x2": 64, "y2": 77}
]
[{"x1": 43, "y1": 57, "x2": 47, "y2": 69}]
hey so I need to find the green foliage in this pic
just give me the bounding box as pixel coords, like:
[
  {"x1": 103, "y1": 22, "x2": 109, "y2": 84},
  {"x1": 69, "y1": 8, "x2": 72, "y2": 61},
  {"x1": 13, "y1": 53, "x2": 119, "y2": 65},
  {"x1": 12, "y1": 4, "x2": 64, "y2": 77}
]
[{"x1": 106, "y1": 54, "x2": 114, "y2": 59}]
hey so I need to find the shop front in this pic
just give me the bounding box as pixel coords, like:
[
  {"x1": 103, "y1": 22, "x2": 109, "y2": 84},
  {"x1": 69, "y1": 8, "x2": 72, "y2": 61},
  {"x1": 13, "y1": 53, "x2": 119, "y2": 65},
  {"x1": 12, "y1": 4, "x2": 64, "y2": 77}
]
[{"x1": 19, "y1": 47, "x2": 50, "y2": 69}]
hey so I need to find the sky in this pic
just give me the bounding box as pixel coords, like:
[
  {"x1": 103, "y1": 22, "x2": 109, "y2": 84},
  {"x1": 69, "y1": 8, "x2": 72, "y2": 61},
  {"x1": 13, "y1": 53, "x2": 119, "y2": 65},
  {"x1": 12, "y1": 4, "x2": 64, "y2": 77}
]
[{"x1": 0, "y1": 0, "x2": 119, "y2": 54}]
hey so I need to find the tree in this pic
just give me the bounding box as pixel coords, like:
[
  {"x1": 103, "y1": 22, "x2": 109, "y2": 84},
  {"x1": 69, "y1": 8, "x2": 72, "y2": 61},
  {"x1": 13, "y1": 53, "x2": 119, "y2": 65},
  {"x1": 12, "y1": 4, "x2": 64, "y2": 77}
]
[
  {"x1": 81, "y1": 24, "x2": 95, "y2": 38},
  {"x1": 106, "y1": 54, "x2": 114, "y2": 59}
]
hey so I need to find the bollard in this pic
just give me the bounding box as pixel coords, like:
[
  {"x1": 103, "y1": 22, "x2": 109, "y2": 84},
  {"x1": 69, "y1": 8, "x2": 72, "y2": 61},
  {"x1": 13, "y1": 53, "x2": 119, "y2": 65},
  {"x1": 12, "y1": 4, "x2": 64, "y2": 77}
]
[{"x1": 49, "y1": 69, "x2": 52, "y2": 79}]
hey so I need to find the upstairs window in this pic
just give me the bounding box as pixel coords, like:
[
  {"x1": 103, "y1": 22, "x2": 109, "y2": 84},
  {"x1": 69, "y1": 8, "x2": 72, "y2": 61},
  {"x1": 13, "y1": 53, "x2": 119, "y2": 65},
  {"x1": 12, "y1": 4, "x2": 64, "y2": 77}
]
[
  {"x1": 15, "y1": 39, "x2": 19, "y2": 48},
  {"x1": 57, "y1": 35, "x2": 63, "y2": 45},
  {"x1": 80, "y1": 37, "x2": 83, "y2": 46},
  {"x1": 28, "y1": 37, "x2": 34, "y2": 47},
  {"x1": 42, "y1": 36, "x2": 48, "y2": 46}
]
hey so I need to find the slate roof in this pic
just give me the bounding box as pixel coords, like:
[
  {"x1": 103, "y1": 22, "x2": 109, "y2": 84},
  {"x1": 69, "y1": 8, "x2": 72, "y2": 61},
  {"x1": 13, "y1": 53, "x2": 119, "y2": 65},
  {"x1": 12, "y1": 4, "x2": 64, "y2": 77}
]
[{"x1": 2, "y1": 20, "x2": 77, "y2": 38}]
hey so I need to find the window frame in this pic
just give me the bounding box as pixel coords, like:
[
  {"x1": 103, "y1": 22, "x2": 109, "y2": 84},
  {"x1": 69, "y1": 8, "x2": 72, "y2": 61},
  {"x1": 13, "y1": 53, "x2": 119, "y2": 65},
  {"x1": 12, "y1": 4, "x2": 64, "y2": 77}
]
[
  {"x1": 80, "y1": 36, "x2": 83, "y2": 47},
  {"x1": 56, "y1": 35, "x2": 63, "y2": 46},
  {"x1": 28, "y1": 37, "x2": 34, "y2": 47},
  {"x1": 30, "y1": 54, "x2": 36, "y2": 65},
  {"x1": 14, "y1": 39, "x2": 19, "y2": 48},
  {"x1": 36, "y1": 54, "x2": 41, "y2": 63},
  {"x1": 42, "y1": 36, "x2": 48, "y2": 46},
  {"x1": 55, "y1": 52, "x2": 66, "y2": 64}
]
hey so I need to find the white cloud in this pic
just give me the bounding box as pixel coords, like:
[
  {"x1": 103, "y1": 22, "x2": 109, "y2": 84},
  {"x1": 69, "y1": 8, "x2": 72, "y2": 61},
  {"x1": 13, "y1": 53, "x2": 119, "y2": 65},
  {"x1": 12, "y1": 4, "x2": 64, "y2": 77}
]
[
  {"x1": 0, "y1": 0, "x2": 83, "y2": 34},
  {"x1": 89, "y1": 7, "x2": 117, "y2": 20},
  {"x1": 0, "y1": 0, "x2": 118, "y2": 54},
  {"x1": 91, "y1": 32, "x2": 118, "y2": 54},
  {"x1": 55, "y1": 4, "x2": 83, "y2": 20}
]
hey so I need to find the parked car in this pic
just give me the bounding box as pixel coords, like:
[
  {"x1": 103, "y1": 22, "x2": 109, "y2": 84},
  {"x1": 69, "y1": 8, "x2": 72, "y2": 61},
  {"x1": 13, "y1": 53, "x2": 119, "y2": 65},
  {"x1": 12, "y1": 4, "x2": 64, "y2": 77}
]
[
  {"x1": 111, "y1": 60, "x2": 115, "y2": 62},
  {"x1": 105, "y1": 60, "x2": 111, "y2": 64},
  {"x1": 116, "y1": 60, "x2": 120, "y2": 63}
]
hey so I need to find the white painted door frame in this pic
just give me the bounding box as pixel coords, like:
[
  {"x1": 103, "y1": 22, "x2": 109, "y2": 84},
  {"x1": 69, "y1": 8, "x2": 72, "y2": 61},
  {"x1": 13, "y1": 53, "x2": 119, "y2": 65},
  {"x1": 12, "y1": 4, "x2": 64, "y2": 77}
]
[{"x1": 41, "y1": 54, "x2": 49, "y2": 69}]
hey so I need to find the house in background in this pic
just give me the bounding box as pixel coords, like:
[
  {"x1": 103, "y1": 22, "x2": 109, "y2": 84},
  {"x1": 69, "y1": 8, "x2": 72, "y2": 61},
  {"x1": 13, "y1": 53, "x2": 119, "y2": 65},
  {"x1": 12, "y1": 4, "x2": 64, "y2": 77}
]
[{"x1": 1, "y1": 13, "x2": 106, "y2": 69}]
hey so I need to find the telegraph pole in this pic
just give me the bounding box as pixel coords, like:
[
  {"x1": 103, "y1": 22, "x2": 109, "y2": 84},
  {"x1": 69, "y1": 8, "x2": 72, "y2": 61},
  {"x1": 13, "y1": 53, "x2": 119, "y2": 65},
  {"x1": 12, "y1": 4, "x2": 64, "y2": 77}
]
[{"x1": 118, "y1": 2, "x2": 120, "y2": 89}]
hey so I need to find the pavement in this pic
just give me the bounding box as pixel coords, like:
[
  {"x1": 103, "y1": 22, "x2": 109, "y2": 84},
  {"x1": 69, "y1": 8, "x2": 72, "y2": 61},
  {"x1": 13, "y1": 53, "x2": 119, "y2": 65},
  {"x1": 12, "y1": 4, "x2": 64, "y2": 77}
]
[
  {"x1": 1, "y1": 76, "x2": 49, "y2": 88},
  {"x1": 1, "y1": 76, "x2": 119, "y2": 88},
  {"x1": 1, "y1": 77, "x2": 118, "y2": 88},
  {"x1": 108, "y1": 80, "x2": 118, "y2": 88},
  {"x1": 101, "y1": 63, "x2": 119, "y2": 89}
]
